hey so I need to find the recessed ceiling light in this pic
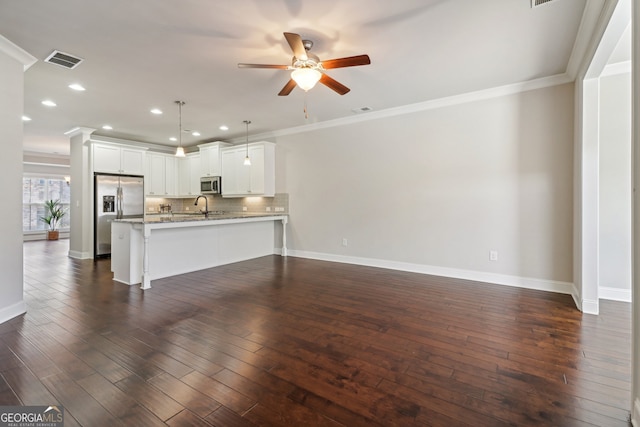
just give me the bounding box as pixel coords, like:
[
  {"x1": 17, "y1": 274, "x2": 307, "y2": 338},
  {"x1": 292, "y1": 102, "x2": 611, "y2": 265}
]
[
  {"x1": 102, "y1": 125, "x2": 113, "y2": 130},
  {"x1": 150, "y1": 108, "x2": 163, "y2": 115},
  {"x1": 169, "y1": 137, "x2": 177, "y2": 142},
  {"x1": 22, "y1": 116, "x2": 31, "y2": 121},
  {"x1": 191, "y1": 131, "x2": 200, "y2": 136},
  {"x1": 68, "y1": 83, "x2": 85, "y2": 91},
  {"x1": 219, "y1": 125, "x2": 229, "y2": 131},
  {"x1": 42, "y1": 100, "x2": 57, "y2": 107}
]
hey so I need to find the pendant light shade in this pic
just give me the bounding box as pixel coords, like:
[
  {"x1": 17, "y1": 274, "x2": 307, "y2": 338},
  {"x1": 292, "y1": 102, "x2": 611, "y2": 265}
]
[
  {"x1": 243, "y1": 120, "x2": 251, "y2": 166},
  {"x1": 291, "y1": 68, "x2": 322, "y2": 91},
  {"x1": 175, "y1": 100, "x2": 186, "y2": 157}
]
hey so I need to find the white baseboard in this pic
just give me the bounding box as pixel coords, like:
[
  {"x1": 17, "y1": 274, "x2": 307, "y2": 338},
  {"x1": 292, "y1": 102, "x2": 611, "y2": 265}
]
[
  {"x1": 287, "y1": 249, "x2": 577, "y2": 304},
  {"x1": 68, "y1": 250, "x2": 92, "y2": 259},
  {"x1": 570, "y1": 285, "x2": 581, "y2": 312},
  {"x1": 581, "y1": 298, "x2": 599, "y2": 315},
  {"x1": 632, "y1": 397, "x2": 640, "y2": 427},
  {"x1": 599, "y1": 286, "x2": 632, "y2": 302},
  {"x1": 0, "y1": 300, "x2": 26, "y2": 325}
]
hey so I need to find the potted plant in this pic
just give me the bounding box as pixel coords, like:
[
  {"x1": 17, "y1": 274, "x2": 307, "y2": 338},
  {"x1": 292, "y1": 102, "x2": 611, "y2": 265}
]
[{"x1": 40, "y1": 199, "x2": 67, "y2": 240}]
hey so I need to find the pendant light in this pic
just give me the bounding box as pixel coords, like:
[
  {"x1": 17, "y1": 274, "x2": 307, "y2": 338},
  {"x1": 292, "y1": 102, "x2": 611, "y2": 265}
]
[
  {"x1": 243, "y1": 120, "x2": 251, "y2": 166},
  {"x1": 175, "y1": 101, "x2": 186, "y2": 157}
]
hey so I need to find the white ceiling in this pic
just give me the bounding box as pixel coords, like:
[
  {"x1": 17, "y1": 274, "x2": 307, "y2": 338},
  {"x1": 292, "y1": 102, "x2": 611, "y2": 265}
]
[{"x1": 0, "y1": 0, "x2": 610, "y2": 155}]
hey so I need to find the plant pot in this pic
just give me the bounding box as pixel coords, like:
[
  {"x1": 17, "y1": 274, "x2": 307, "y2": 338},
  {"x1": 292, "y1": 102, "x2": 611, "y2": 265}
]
[{"x1": 47, "y1": 230, "x2": 59, "y2": 240}]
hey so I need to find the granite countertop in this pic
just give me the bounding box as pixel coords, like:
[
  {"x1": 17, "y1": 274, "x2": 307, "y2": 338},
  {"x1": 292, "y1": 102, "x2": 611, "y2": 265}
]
[{"x1": 116, "y1": 212, "x2": 286, "y2": 224}]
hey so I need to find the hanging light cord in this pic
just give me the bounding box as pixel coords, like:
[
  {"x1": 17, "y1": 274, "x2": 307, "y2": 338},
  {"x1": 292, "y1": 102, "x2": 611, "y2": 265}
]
[
  {"x1": 174, "y1": 100, "x2": 186, "y2": 157},
  {"x1": 243, "y1": 120, "x2": 252, "y2": 166},
  {"x1": 245, "y1": 120, "x2": 250, "y2": 156},
  {"x1": 178, "y1": 102, "x2": 182, "y2": 148}
]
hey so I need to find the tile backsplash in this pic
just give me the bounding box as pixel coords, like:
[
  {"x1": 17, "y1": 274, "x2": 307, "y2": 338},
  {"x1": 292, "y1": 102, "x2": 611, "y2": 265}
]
[{"x1": 146, "y1": 193, "x2": 289, "y2": 214}]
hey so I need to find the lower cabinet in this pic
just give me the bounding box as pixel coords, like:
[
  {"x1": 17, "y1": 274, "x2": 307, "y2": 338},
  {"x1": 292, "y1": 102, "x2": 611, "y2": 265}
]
[{"x1": 221, "y1": 142, "x2": 274, "y2": 197}]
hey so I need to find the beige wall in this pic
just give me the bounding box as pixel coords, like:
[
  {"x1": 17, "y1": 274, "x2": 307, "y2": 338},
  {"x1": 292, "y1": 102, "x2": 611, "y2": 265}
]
[{"x1": 274, "y1": 83, "x2": 574, "y2": 286}]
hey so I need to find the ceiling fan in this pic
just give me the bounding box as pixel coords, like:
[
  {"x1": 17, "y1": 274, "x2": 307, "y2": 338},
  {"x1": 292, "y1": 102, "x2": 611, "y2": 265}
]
[{"x1": 238, "y1": 32, "x2": 371, "y2": 96}]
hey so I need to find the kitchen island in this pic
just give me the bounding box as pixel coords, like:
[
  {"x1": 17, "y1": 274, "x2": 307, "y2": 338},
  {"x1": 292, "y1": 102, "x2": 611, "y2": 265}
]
[{"x1": 111, "y1": 213, "x2": 288, "y2": 289}]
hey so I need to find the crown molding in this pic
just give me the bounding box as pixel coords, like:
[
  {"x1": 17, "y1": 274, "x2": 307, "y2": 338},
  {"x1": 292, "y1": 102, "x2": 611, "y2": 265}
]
[
  {"x1": 0, "y1": 34, "x2": 36, "y2": 70},
  {"x1": 244, "y1": 73, "x2": 574, "y2": 142},
  {"x1": 601, "y1": 60, "x2": 631, "y2": 77}
]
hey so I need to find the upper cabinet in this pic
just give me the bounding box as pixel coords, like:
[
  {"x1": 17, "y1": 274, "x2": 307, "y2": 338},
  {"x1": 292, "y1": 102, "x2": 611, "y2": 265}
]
[
  {"x1": 177, "y1": 153, "x2": 201, "y2": 197},
  {"x1": 199, "y1": 141, "x2": 230, "y2": 177},
  {"x1": 146, "y1": 152, "x2": 177, "y2": 196},
  {"x1": 92, "y1": 143, "x2": 146, "y2": 175},
  {"x1": 221, "y1": 141, "x2": 275, "y2": 198}
]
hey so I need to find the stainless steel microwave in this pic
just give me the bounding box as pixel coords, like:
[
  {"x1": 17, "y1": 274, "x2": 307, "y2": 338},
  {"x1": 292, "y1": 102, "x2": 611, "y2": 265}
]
[{"x1": 200, "y1": 176, "x2": 221, "y2": 194}]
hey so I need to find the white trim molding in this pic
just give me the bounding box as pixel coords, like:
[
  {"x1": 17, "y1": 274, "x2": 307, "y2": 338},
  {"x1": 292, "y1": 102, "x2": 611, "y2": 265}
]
[
  {"x1": 287, "y1": 250, "x2": 579, "y2": 308},
  {"x1": 581, "y1": 298, "x2": 599, "y2": 315},
  {"x1": 0, "y1": 301, "x2": 26, "y2": 325},
  {"x1": 0, "y1": 34, "x2": 36, "y2": 70},
  {"x1": 632, "y1": 397, "x2": 640, "y2": 427},
  {"x1": 599, "y1": 286, "x2": 633, "y2": 302},
  {"x1": 238, "y1": 74, "x2": 574, "y2": 144},
  {"x1": 601, "y1": 60, "x2": 631, "y2": 77},
  {"x1": 68, "y1": 250, "x2": 92, "y2": 260}
]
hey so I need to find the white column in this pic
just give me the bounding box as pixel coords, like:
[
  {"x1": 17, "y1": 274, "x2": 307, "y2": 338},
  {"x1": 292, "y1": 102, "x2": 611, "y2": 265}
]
[
  {"x1": 631, "y1": 1, "x2": 640, "y2": 424},
  {"x1": 68, "y1": 127, "x2": 96, "y2": 259},
  {"x1": 579, "y1": 77, "x2": 601, "y2": 314},
  {"x1": 141, "y1": 224, "x2": 151, "y2": 290},
  {"x1": 0, "y1": 36, "x2": 35, "y2": 324},
  {"x1": 281, "y1": 216, "x2": 288, "y2": 256}
]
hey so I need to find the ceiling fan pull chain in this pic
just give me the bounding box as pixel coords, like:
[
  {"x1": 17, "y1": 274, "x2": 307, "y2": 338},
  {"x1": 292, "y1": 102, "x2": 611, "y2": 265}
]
[{"x1": 304, "y1": 92, "x2": 309, "y2": 119}]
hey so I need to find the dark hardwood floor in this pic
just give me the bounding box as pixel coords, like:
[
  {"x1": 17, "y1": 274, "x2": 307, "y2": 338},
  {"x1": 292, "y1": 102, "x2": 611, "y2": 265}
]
[{"x1": 0, "y1": 239, "x2": 631, "y2": 426}]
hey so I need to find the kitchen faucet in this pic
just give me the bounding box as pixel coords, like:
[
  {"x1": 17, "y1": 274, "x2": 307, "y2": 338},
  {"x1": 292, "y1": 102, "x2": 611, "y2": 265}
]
[{"x1": 194, "y1": 195, "x2": 209, "y2": 218}]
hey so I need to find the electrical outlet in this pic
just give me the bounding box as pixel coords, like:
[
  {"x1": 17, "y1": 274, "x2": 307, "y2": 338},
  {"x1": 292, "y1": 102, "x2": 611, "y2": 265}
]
[
  {"x1": 148, "y1": 207, "x2": 155, "y2": 212},
  {"x1": 266, "y1": 207, "x2": 271, "y2": 212},
  {"x1": 275, "y1": 207, "x2": 284, "y2": 212},
  {"x1": 185, "y1": 206, "x2": 190, "y2": 211},
  {"x1": 242, "y1": 206, "x2": 247, "y2": 211},
  {"x1": 342, "y1": 238, "x2": 348, "y2": 247},
  {"x1": 490, "y1": 250, "x2": 498, "y2": 261}
]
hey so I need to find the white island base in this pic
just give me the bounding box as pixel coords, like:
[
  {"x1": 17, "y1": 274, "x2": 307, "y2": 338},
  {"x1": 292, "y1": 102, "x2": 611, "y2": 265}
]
[{"x1": 111, "y1": 215, "x2": 287, "y2": 289}]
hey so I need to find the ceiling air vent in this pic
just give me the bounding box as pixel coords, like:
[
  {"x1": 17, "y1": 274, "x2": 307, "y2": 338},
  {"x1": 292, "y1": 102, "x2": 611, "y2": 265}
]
[
  {"x1": 351, "y1": 106, "x2": 373, "y2": 114},
  {"x1": 44, "y1": 50, "x2": 83, "y2": 69},
  {"x1": 531, "y1": 0, "x2": 556, "y2": 7}
]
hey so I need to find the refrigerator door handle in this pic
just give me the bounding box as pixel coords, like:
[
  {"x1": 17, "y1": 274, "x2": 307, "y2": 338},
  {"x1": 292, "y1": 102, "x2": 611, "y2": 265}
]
[{"x1": 117, "y1": 186, "x2": 123, "y2": 219}]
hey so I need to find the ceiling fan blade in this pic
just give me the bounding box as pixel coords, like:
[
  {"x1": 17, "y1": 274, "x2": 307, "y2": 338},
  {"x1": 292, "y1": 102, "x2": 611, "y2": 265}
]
[
  {"x1": 319, "y1": 74, "x2": 350, "y2": 95},
  {"x1": 321, "y1": 54, "x2": 371, "y2": 69},
  {"x1": 238, "y1": 63, "x2": 289, "y2": 69},
  {"x1": 284, "y1": 32, "x2": 308, "y2": 61},
  {"x1": 278, "y1": 79, "x2": 297, "y2": 96}
]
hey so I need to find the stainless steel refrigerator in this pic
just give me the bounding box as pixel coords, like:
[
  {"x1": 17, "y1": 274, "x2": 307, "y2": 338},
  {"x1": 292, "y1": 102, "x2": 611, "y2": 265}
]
[{"x1": 94, "y1": 174, "x2": 144, "y2": 259}]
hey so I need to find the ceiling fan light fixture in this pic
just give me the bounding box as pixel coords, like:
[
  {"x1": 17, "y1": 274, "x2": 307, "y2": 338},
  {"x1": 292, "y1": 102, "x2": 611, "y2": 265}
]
[{"x1": 291, "y1": 68, "x2": 321, "y2": 91}]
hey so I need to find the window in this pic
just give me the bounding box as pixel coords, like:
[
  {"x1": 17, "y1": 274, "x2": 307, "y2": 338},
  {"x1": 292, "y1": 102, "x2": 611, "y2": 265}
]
[{"x1": 23, "y1": 177, "x2": 71, "y2": 232}]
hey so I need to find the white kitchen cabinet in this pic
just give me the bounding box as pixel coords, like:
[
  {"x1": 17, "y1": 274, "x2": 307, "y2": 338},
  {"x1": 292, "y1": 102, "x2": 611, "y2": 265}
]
[
  {"x1": 221, "y1": 142, "x2": 275, "y2": 197},
  {"x1": 146, "y1": 153, "x2": 176, "y2": 196},
  {"x1": 199, "y1": 141, "x2": 230, "y2": 177},
  {"x1": 93, "y1": 143, "x2": 146, "y2": 175},
  {"x1": 177, "y1": 153, "x2": 201, "y2": 197}
]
